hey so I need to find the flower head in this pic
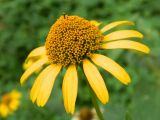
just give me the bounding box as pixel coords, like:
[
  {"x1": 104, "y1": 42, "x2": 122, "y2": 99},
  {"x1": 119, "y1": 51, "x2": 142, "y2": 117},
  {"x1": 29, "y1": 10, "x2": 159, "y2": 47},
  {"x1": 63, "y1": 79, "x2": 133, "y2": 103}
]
[
  {"x1": 20, "y1": 15, "x2": 150, "y2": 114},
  {"x1": 0, "y1": 90, "x2": 21, "y2": 118},
  {"x1": 45, "y1": 16, "x2": 103, "y2": 66},
  {"x1": 72, "y1": 107, "x2": 99, "y2": 120}
]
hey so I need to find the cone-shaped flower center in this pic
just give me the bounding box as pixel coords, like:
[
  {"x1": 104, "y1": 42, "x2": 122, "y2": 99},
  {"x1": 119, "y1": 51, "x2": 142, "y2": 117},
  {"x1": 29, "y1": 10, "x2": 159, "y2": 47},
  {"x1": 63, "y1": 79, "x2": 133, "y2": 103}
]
[{"x1": 45, "y1": 15, "x2": 103, "y2": 66}]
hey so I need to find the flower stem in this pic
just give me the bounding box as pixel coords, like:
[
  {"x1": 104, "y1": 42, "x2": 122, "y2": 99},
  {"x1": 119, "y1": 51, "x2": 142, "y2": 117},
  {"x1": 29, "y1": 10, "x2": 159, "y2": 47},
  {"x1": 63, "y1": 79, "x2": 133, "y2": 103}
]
[{"x1": 88, "y1": 84, "x2": 105, "y2": 120}]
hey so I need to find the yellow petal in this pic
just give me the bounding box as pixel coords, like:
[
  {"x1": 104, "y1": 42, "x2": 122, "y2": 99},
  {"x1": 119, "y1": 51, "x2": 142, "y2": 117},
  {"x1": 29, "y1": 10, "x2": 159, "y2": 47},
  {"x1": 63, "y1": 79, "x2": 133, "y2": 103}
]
[
  {"x1": 23, "y1": 57, "x2": 45, "y2": 73},
  {"x1": 30, "y1": 65, "x2": 54, "y2": 103},
  {"x1": 20, "y1": 57, "x2": 48, "y2": 85},
  {"x1": 101, "y1": 21, "x2": 134, "y2": 33},
  {"x1": 90, "y1": 20, "x2": 101, "y2": 27},
  {"x1": 10, "y1": 90, "x2": 21, "y2": 99},
  {"x1": 24, "y1": 46, "x2": 47, "y2": 68},
  {"x1": 62, "y1": 65, "x2": 78, "y2": 114},
  {"x1": 27, "y1": 46, "x2": 46, "y2": 59},
  {"x1": 101, "y1": 40, "x2": 150, "y2": 54},
  {"x1": 0, "y1": 104, "x2": 9, "y2": 118},
  {"x1": 83, "y1": 59, "x2": 109, "y2": 104},
  {"x1": 23, "y1": 59, "x2": 34, "y2": 70},
  {"x1": 91, "y1": 54, "x2": 131, "y2": 85},
  {"x1": 103, "y1": 30, "x2": 143, "y2": 41},
  {"x1": 36, "y1": 64, "x2": 62, "y2": 107},
  {"x1": 9, "y1": 100, "x2": 20, "y2": 111}
]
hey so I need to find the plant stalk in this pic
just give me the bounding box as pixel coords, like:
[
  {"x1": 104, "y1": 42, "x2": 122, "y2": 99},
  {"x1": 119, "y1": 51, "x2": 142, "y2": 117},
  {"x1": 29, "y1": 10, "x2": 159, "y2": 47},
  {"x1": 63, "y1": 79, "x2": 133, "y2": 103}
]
[{"x1": 88, "y1": 84, "x2": 105, "y2": 120}]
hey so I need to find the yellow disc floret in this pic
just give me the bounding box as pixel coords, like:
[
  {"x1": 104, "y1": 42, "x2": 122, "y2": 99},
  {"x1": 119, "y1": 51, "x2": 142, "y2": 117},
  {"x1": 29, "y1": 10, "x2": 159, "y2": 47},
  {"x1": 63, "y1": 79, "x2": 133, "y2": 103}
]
[{"x1": 45, "y1": 15, "x2": 103, "y2": 66}]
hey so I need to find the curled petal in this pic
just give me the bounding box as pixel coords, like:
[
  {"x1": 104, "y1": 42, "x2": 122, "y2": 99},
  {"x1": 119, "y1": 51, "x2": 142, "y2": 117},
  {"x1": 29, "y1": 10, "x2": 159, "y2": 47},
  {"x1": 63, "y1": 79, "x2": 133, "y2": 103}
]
[
  {"x1": 27, "y1": 46, "x2": 46, "y2": 59},
  {"x1": 20, "y1": 57, "x2": 48, "y2": 85},
  {"x1": 23, "y1": 46, "x2": 47, "y2": 72}
]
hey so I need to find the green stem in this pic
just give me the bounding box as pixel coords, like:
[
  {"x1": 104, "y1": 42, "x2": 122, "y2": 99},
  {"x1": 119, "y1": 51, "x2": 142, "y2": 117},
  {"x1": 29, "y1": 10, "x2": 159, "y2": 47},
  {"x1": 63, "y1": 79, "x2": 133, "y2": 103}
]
[{"x1": 88, "y1": 84, "x2": 105, "y2": 120}]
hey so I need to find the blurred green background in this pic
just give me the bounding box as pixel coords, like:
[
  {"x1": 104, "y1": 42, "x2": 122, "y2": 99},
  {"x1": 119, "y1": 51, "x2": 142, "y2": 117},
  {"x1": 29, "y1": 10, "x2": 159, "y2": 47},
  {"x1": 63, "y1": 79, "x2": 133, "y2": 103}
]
[{"x1": 0, "y1": 0, "x2": 160, "y2": 120}]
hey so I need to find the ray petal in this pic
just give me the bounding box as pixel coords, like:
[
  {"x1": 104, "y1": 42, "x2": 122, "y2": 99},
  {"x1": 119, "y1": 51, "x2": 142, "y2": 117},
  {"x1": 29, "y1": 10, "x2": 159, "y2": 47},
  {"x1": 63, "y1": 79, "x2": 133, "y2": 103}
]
[
  {"x1": 90, "y1": 20, "x2": 101, "y2": 27},
  {"x1": 20, "y1": 57, "x2": 48, "y2": 85},
  {"x1": 101, "y1": 21, "x2": 134, "y2": 33},
  {"x1": 30, "y1": 65, "x2": 54, "y2": 103},
  {"x1": 36, "y1": 64, "x2": 62, "y2": 107},
  {"x1": 9, "y1": 99, "x2": 20, "y2": 111},
  {"x1": 101, "y1": 40, "x2": 150, "y2": 53},
  {"x1": 27, "y1": 46, "x2": 46, "y2": 59},
  {"x1": 0, "y1": 104, "x2": 9, "y2": 117},
  {"x1": 83, "y1": 59, "x2": 109, "y2": 104},
  {"x1": 91, "y1": 54, "x2": 131, "y2": 85},
  {"x1": 10, "y1": 91, "x2": 21, "y2": 99},
  {"x1": 62, "y1": 65, "x2": 78, "y2": 114},
  {"x1": 103, "y1": 30, "x2": 143, "y2": 41}
]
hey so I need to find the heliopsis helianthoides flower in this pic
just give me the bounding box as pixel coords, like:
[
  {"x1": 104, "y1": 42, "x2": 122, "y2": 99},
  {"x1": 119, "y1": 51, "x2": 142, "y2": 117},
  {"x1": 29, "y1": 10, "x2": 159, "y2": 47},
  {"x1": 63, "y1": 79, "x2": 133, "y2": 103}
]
[
  {"x1": 20, "y1": 15, "x2": 150, "y2": 114},
  {"x1": 72, "y1": 107, "x2": 100, "y2": 120},
  {"x1": 0, "y1": 90, "x2": 21, "y2": 118}
]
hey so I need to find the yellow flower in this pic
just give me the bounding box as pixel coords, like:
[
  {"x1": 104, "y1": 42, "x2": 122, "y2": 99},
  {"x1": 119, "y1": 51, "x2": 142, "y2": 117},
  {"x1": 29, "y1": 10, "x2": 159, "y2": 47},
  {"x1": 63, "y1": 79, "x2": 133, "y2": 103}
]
[
  {"x1": 0, "y1": 90, "x2": 21, "y2": 118},
  {"x1": 20, "y1": 15, "x2": 150, "y2": 114}
]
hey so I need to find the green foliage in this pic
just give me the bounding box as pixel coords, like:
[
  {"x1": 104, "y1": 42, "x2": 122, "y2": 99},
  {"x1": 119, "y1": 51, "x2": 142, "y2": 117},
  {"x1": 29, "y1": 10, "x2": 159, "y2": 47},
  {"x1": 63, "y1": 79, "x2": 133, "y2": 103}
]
[{"x1": 0, "y1": 0, "x2": 160, "y2": 119}]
